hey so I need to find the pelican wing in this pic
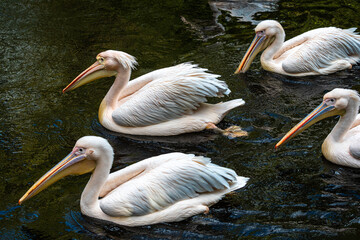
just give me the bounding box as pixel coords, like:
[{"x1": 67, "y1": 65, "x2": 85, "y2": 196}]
[
  {"x1": 347, "y1": 123, "x2": 360, "y2": 159},
  {"x1": 112, "y1": 63, "x2": 230, "y2": 127},
  {"x1": 99, "y1": 152, "x2": 239, "y2": 217},
  {"x1": 281, "y1": 27, "x2": 360, "y2": 74},
  {"x1": 349, "y1": 137, "x2": 360, "y2": 161}
]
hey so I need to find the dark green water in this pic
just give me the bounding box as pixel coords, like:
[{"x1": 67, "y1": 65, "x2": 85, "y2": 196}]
[{"x1": 1, "y1": 0, "x2": 360, "y2": 239}]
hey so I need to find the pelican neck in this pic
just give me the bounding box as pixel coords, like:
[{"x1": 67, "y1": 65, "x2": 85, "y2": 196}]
[
  {"x1": 261, "y1": 28, "x2": 285, "y2": 62},
  {"x1": 327, "y1": 101, "x2": 359, "y2": 143},
  {"x1": 80, "y1": 152, "x2": 112, "y2": 213},
  {"x1": 104, "y1": 68, "x2": 131, "y2": 109}
]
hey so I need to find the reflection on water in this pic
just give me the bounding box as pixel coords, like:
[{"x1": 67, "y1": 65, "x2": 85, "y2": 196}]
[
  {"x1": 182, "y1": 0, "x2": 278, "y2": 41},
  {"x1": 0, "y1": 0, "x2": 360, "y2": 239},
  {"x1": 210, "y1": 0, "x2": 278, "y2": 24}
]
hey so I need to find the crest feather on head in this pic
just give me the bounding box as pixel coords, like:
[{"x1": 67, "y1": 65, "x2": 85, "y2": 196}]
[{"x1": 104, "y1": 50, "x2": 138, "y2": 69}]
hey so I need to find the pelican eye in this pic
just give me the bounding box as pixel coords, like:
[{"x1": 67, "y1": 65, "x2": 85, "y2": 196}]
[
  {"x1": 325, "y1": 98, "x2": 336, "y2": 105},
  {"x1": 257, "y1": 30, "x2": 266, "y2": 36},
  {"x1": 98, "y1": 57, "x2": 105, "y2": 64},
  {"x1": 78, "y1": 148, "x2": 85, "y2": 154}
]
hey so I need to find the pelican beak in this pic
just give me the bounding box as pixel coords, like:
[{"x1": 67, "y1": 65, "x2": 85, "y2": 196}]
[
  {"x1": 235, "y1": 31, "x2": 267, "y2": 74},
  {"x1": 275, "y1": 101, "x2": 345, "y2": 149},
  {"x1": 19, "y1": 150, "x2": 95, "y2": 204},
  {"x1": 63, "y1": 61, "x2": 116, "y2": 93}
]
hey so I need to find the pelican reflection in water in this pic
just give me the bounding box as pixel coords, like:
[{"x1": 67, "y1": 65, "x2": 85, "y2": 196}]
[
  {"x1": 63, "y1": 50, "x2": 247, "y2": 137},
  {"x1": 19, "y1": 136, "x2": 248, "y2": 226},
  {"x1": 235, "y1": 20, "x2": 360, "y2": 76},
  {"x1": 276, "y1": 88, "x2": 360, "y2": 168}
]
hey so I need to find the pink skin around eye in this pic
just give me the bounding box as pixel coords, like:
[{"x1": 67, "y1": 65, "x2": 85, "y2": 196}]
[
  {"x1": 257, "y1": 31, "x2": 266, "y2": 37},
  {"x1": 72, "y1": 147, "x2": 84, "y2": 156},
  {"x1": 324, "y1": 98, "x2": 335, "y2": 105}
]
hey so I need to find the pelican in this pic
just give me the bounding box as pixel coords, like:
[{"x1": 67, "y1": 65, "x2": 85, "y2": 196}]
[
  {"x1": 19, "y1": 136, "x2": 249, "y2": 226},
  {"x1": 63, "y1": 50, "x2": 246, "y2": 137},
  {"x1": 275, "y1": 88, "x2": 360, "y2": 168},
  {"x1": 235, "y1": 20, "x2": 360, "y2": 76}
]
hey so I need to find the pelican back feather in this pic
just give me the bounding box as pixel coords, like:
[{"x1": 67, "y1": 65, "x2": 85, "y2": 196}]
[
  {"x1": 112, "y1": 63, "x2": 230, "y2": 127},
  {"x1": 282, "y1": 27, "x2": 360, "y2": 74},
  {"x1": 99, "y1": 153, "x2": 240, "y2": 217}
]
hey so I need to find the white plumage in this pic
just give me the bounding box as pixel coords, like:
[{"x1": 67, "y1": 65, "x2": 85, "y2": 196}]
[
  {"x1": 99, "y1": 152, "x2": 239, "y2": 217},
  {"x1": 19, "y1": 136, "x2": 249, "y2": 226},
  {"x1": 112, "y1": 64, "x2": 229, "y2": 127},
  {"x1": 63, "y1": 50, "x2": 245, "y2": 136},
  {"x1": 235, "y1": 20, "x2": 360, "y2": 76}
]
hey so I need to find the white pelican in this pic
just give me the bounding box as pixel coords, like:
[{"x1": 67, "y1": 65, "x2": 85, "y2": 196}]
[
  {"x1": 235, "y1": 20, "x2": 360, "y2": 76},
  {"x1": 19, "y1": 136, "x2": 249, "y2": 226},
  {"x1": 63, "y1": 50, "x2": 246, "y2": 137},
  {"x1": 275, "y1": 88, "x2": 360, "y2": 168}
]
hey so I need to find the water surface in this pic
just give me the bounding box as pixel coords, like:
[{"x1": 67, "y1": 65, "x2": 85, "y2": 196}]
[{"x1": 1, "y1": 0, "x2": 360, "y2": 239}]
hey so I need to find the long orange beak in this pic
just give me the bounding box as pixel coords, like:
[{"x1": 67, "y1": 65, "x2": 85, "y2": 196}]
[
  {"x1": 19, "y1": 150, "x2": 95, "y2": 204},
  {"x1": 275, "y1": 102, "x2": 344, "y2": 149},
  {"x1": 235, "y1": 32, "x2": 267, "y2": 74},
  {"x1": 63, "y1": 61, "x2": 116, "y2": 93}
]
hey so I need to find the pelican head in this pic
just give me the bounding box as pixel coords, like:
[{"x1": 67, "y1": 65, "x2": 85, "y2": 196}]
[
  {"x1": 63, "y1": 50, "x2": 137, "y2": 93},
  {"x1": 235, "y1": 20, "x2": 284, "y2": 74},
  {"x1": 19, "y1": 136, "x2": 113, "y2": 204},
  {"x1": 275, "y1": 88, "x2": 360, "y2": 149}
]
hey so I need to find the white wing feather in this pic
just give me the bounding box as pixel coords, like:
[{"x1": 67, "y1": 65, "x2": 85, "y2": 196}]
[
  {"x1": 99, "y1": 153, "x2": 239, "y2": 217},
  {"x1": 112, "y1": 63, "x2": 230, "y2": 127},
  {"x1": 348, "y1": 125, "x2": 360, "y2": 161},
  {"x1": 349, "y1": 141, "x2": 360, "y2": 160},
  {"x1": 282, "y1": 27, "x2": 360, "y2": 74}
]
